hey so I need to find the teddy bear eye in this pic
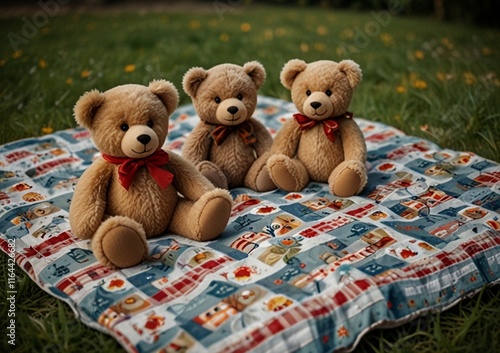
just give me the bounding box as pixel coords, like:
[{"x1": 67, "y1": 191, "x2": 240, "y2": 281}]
[
  {"x1": 306, "y1": 90, "x2": 311, "y2": 96},
  {"x1": 120, "y1": 123, "x2": 129, "y2": 131},
  {"x1": 237, "y1": 94, "x2": 243, "y2": 100},
  {"x1": 325, "y1": 89, "x2": 332, "y2": 96},
  {"x1": 147, "y1": 120, "x2": 154, "y2": 128},
  {"x1": 215, "y1": 96, "x2": 221, "y2": 104}
]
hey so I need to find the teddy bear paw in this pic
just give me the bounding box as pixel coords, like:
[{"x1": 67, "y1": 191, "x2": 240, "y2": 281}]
[
  {"x1": 329, "y1": 161, "x2": 367, "y2": 197},
  {"x1": 254, "y1": 166, "x2": 276, "y2": 192},
  {"x1": 92, "y1": 216, "x2": 148, "y2": 268},
  {"x1": 267, "y1": 154, "x2": 308, "y2": 192},
  {"x1": 195, "y1": 189, "x2": 232, "y2": 241},
  {"x1": 198, "y1": 161, "x2": 228, "y2": 189}
]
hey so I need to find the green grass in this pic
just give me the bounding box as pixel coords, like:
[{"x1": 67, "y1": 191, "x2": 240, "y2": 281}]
[{"x1": 1, "y1": 4, "x2": 500, "y2": 353}]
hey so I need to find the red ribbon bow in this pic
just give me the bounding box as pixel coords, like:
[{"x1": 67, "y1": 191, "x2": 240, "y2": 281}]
[
  {"x1": 293, "y1": 111, "x2": 353, "y2": 142},
  {"x1": 101, "y1": 149, "x2": 174, "y2": 191},
  {"x1": 210, "y1": 121, "x2": 257, "y2": 146}
]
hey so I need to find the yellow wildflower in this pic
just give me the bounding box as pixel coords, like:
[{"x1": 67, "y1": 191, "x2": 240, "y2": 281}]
[
  {"x1": 0, "y1": 59, "x2": 6, "y2": 66},
  {"x1": 441, "y1": 37, "x2": 453, "y2": 50},
  {"x1": 219, "y1": 33, "x2": 229, "y2": 42},
  {"x1": 81, "y1": 70, "x2": 91, "y2": 79},
  {"x1": 42, "y1": 27, "x2": 49, "y2": 34},
  {"x1": 314, "y1": 42, "x2": 326, "y2": 52},
  {"x1": 414, "y1": 50, "x2": 425, "y2": 60},
  {"x1": 481, "y1": 47, "x2": 492, "y2": 56},
  {"x1": 12, "y1": 50, "x2": 22, "y2": 59},
  {"x1": 263, "y1": 29, "x2": 273, "y2": 40},
  {"x1": 316, "y1": 25, "x2": 327, "y2": 36},
  {"x1": 413, "y1": 80, "x2": 428, "y2": 89},
  {"x1": 396, "y1": 85, "x2": 406, "y2": 94},
  {"x1": 240, "y1": 23, "x2": 251, "y2": 32},
  {"x1": 463, "y1": 72, "x2": 476, "y2": 85},
  {"x1": 275, "y1": 27, "x2": 287, "y2": 37},
  {"x1": 341, "y1": 28, "x2": 354, "y2": 39},
  {"x1": 39, "y1": 59, "x2": 47, "y2": 69},
  {"x1": 380, "y1": 33, "x2": 393, "y2": 45},
  {"x1": 66, "y1": 77, "x2": 73, "y2": 85},
  {"x1": 188, "y1": 20, "x2": 201, "y2": 30},
  {"x1": 300, "y1": 43, "x2": 309, "y2": 53},
  {"x1": 124, "y1": 64, "x2": 136, "y2": 73},
  {"x1": 42, "y1": 127, "x2": 54, "y2": 135}
]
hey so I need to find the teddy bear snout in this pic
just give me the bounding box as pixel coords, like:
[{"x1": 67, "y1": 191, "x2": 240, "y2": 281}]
[
  {"x1": 310, "y1": 101, "x2": 322, "y2": 109},
  {"x1": 303, "y1": 91, "x2": 334, "y2": 119},
  {"x1": 216, "y1": 98, "x2": 248, "y2": 126},
  {"x1": 121, "y1": 125, "x2": 160, "y2": 158},
  {"x1": 137, "y1": 134, "x2": 151, "y2": 145}
]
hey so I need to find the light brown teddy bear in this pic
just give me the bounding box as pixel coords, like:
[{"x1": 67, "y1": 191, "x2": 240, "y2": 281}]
[
  {"x1": 69, "y1": 80, "x2": 233, "y2": 268},
  {"x1": 181, "y1": 62, "x2": 276, "y2": 192},
  {"x1": 267, "y1": 59, "x2": 367, "y2": 197}
]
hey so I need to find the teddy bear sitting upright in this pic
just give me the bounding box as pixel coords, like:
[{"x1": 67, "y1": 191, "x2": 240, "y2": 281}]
[
  {"x1": 267, "y1": 59, "x2": 367, "y2": 197},
  {"x1": 69, "y1": 80, "x2": 232, "y2": 268},
  {"x1": 181, "y1": 61, "x2": 276, "y2": 192}
]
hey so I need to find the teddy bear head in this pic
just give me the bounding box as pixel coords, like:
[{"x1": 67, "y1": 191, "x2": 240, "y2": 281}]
[
  {"x1": 182, "y1": 61, "x2": 266, "y2": 126},
  {"x1": 280, "y1": 59, "x2": 362, "y2": 120},
  {"x1": 73, "y1": 80, "x2": 179, "y2": 158}
]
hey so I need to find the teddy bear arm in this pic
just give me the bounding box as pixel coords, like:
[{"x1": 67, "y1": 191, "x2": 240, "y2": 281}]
[
  {"x1": 168, "y1": 151, "x2": 215, "y2": 200},
  {"x1": 181, "y1": 123, "x2": 213, "y2": 165},
  {"x1": 248, "y1": 117, "x2": 273, "y2": 156},
  {"x1": 270, "y1": 119, "x2": 301, "y2": 157},
  {"x1": 340, "y1": 118, "x2": 367, "y2": 162},
  {"x1": 69, "y1": 159, "x2": 112, "y2": 240}
]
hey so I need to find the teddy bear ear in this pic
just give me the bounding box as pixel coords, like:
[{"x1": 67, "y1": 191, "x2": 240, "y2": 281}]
[
  {"x1": 280, "y1": 59, "x2": 308, "y2": 90},
  {"x1": 148, "y1": 79, "x2": 179, "y2": 115},
  {"x1": 73, "y1": 89, "x2": 105, "y2": 129},
  {"x1": 243, "y1": 61, "x2": 266, "y2": 89},
  {"x1": 182, "y1": 67, "x2": 208, "y2": 98},
  {"x1": 337, "y1": 60, "x2": 363, "y2": 89}
]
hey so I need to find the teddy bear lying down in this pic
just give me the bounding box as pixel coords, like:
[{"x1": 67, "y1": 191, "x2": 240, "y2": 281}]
[{"x1": 69, "y1": 59, "x2": 367, "y2": 269}]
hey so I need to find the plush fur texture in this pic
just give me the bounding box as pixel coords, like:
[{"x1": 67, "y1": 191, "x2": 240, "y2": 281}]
[
  {"x1": 181, "y1": 62, "x2": 276, "y2": 191},
  {"x1": 69, "y1": 81, "x2": 232, "y2": 268},
  {"x1": 268, "y1": 59, "x2": 368, "y2": 197}
]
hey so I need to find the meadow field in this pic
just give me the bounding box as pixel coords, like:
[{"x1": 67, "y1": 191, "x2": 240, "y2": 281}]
[{"x1": 1, "y1": 3, "x2": 499, "y2": 352}]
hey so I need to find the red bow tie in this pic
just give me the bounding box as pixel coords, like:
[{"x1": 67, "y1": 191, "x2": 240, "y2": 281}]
[
  {"x1": 210, "y1": 121, "x2": 257, "y2": 146},
  {"x1": 101, "y1": 149, "x2": 174, "y2": 191},
  {"x1": 293, "y1": 112, "x2": 353, "y2": 142}
]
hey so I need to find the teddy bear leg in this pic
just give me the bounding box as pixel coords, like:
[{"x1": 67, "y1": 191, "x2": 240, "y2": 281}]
[
  {"x1": 91, "y1": 216, "x2": 149, "y2": 268},
  {"x1": 197, "y1": 161, "x2": 228, "y2": 189},
  {"x1": 267, "y1": 154, "x2": 309, "y2": 192},
  {"x1": 168, "y1": 188, "x2": 232, "y2": 242},
  {"x1": 244, "y1": 152, "x2": 276, "y2": 192},
  {"x1": 328, "y1": 160, "x2": 367, "y2": 197}
]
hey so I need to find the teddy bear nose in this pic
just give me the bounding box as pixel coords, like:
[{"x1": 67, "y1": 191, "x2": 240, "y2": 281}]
[
  {"x1": 310, "y1": 101, "x2": 322, "y2": 109},
  {"x1": 227, "y1": 106, "x2": 239, "y2": 115},
  {"x1": 137, "y1": 134, "x2": 151, "y2": 145}
]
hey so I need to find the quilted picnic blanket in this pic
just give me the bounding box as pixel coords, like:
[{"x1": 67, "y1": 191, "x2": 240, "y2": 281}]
[{"x1": 1, "y1": 96, "x2": 499, "y2": 353}]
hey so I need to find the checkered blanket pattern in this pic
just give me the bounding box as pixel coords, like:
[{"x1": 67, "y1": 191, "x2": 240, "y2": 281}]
[{"x1": 1, "y1": 96, "x2": 499, "y2": 353}]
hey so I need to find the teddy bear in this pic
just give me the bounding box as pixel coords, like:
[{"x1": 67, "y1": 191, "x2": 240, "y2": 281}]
[
  {"x1": 69, "y1": 80, "x2": 233, "y2": 268},
  {"x1": 267, "y1": 59, "x2": 367, "y2": 197},
  {"x1": 181, "y1": 61, "x2": 276, "y2": 192}
]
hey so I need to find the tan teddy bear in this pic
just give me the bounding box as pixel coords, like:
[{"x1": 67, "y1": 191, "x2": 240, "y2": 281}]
[
  {"x1": 181, "y1": 62, "x2": 276, "y2": 192},
  {"x1": 267, "y1": 59, "x2": 367, "y2": 197},
  {"x1": 69, "y1": 80, "x2": 232, "y2": 268}
]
